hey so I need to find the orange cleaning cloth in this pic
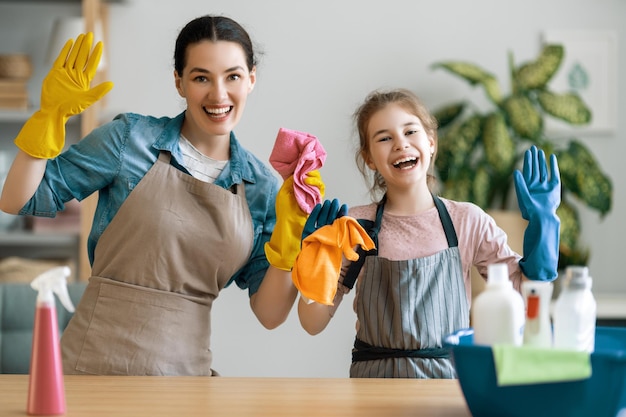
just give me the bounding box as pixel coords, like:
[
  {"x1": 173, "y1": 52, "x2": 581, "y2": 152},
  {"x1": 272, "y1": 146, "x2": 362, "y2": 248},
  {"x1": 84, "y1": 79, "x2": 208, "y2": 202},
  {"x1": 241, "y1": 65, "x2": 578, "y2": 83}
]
[{"x1": 292, "y1": 216, "x2": 376, "y2": 306}]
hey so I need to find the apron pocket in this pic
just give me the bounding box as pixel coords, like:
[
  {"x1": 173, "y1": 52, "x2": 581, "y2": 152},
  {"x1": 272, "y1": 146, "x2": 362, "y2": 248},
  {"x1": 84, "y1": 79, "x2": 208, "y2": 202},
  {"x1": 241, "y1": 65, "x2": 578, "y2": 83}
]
[{"x1": 75, "y1": 281, "x2": 212, "y2": 376}]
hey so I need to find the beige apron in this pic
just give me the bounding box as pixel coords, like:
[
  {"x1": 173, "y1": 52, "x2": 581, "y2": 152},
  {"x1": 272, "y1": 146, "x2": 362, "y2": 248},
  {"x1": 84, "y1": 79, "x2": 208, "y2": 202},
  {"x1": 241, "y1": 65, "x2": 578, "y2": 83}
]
[{"x1": 61, "y1": 151, "x2": 254, "y2": 375}]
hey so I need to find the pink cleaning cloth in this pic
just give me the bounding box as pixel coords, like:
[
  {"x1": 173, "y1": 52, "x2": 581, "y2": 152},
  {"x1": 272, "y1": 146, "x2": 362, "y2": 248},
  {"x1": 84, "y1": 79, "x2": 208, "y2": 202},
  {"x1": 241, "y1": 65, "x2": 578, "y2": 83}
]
[{"x1": 269, "y1": 128, "x2": 327, "y2": 213}]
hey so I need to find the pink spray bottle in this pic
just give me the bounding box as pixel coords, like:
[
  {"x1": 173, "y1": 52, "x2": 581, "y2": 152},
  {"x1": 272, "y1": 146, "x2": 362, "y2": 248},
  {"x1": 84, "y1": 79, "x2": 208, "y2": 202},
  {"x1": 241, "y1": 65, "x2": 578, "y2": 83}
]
[{"x1": 27, "y1": 266, "x2": 75, "y2": 416}]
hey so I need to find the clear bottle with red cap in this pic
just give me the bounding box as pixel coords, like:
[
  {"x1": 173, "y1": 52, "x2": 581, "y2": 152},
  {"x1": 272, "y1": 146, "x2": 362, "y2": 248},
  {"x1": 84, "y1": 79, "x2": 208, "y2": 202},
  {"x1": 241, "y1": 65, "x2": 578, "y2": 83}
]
[{"x1": 522, "y1": 281, "x2": 553, "y2": 347}]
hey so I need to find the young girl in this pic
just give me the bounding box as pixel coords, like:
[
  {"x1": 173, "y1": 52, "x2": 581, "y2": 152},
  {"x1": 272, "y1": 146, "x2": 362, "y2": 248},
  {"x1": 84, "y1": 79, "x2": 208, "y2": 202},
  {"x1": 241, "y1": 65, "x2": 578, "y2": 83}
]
[
  {"x1": 0, "y1": 15, "x2": 319, "y2": 376},
  {"x1": 297, "y1": 88, "x2": 560, "y2": 378}
]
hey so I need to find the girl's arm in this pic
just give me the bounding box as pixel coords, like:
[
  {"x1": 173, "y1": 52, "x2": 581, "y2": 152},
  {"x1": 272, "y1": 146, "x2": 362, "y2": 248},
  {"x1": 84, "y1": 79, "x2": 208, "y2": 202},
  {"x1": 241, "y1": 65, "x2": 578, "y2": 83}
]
[
  {"x1": 298, "y1": 281, "x2": 348, "y2": 335},
  {"x1": 297, "y1": 296, "x2": 335, "y2": 335}
]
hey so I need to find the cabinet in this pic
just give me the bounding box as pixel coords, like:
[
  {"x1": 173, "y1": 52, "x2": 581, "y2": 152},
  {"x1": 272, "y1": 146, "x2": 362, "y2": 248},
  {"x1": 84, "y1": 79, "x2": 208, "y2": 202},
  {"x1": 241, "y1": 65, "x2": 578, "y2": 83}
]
[{"x1": 0, "y1": 0, "x2": 113, "y2": 281}]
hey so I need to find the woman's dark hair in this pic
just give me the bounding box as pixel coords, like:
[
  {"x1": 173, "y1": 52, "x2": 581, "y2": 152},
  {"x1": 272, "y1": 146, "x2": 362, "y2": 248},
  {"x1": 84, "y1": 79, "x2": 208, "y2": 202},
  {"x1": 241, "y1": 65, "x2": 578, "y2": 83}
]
[{"x1": 174, "y1": 15, "x2": 257, "y2": 75}]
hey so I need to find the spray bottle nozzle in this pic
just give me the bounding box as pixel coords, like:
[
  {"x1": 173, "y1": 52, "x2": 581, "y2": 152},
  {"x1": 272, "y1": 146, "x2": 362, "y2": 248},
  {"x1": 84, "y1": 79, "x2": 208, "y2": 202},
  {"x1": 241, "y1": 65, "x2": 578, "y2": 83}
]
[{"x1": 30, "y1": 266, "x2": 75, "y2": 313}]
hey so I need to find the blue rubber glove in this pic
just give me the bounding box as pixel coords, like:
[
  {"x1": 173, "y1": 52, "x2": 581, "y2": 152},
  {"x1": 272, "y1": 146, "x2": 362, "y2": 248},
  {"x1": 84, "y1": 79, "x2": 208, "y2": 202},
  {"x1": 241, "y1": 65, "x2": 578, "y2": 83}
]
[
  {"x1": 302, "y1": 199, "x2": 348, "y2": 241},
  {"x1": 514, "y1": 146, "x2": 561, "y2": 281}
]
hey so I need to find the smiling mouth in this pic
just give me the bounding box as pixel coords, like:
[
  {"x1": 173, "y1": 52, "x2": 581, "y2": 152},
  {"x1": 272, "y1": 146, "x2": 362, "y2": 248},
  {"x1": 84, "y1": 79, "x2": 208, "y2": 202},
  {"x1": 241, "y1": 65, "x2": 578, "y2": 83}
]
[
  {"x1": 393, "y1": 157, "x2": 417, "y2": 169},
  {"x1": 204, "y1": 106, "x2": 233, "y2": 117}
]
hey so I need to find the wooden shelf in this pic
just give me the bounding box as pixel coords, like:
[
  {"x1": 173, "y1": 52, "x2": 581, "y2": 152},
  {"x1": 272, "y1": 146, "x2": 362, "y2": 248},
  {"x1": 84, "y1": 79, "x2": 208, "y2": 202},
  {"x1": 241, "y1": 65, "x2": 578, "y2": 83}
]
[
  {"x1": 0, "y1": 109, "x2": 33, "y2": 122},
  {"x1": 0, "y1": 109, "x2": 81, "y2": 123},
  {"x1": 0, "y1": 230, "x2": 78, "y2": 245},
  {"x1": 0, "y1": 0, "x2": 116, "y2": 281},
  {"x1": 0, "y1": 230, "x2": 79, "y2": 259}
]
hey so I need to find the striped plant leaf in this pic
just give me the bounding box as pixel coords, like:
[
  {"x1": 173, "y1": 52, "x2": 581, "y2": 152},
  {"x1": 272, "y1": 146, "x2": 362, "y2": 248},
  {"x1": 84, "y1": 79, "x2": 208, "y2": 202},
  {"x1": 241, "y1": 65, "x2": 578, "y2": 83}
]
[
  {"x1": 433, "y1": 102, "x2": 465, "y2": 129},
  {"x1": 515, "y1": 44, "x2": 564, "y2": 90},
  {"x1": 538, "y1": 91, "x2": 592, "y2": 125},
  {"x1": 482, "y1": 112, "x2": 516, "y2": 177},
  {"x1": 556, "y1": 200, "x2": 581, "y2": 255},
  {"x1": 472, "y1": 165, "x2": 492, "y2": 209},
  {"x1": 436, "y1": 115, "x2": 482, "y2": 181},
  {"x1": 503, "y1": 95, "x2": 542, "y2": 139},
  {"x1": 432, "y1": 61, "x2": 495, "y2": 85},
  {"x1": 442, "y1": 175, "x2": 473, "y2": 203},
  {"x1": 557, "y1": 141, "x2": 612, "y2": 216},
  {"x1": 481, "y1": 76, "x2": 503, "y2": 104}
]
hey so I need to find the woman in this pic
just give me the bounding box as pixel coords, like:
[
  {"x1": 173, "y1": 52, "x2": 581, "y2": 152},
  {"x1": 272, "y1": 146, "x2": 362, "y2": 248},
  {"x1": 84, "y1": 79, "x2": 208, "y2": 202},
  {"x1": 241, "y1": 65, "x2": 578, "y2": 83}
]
[
  {"x1": 0, "y1": 15, "x2": 317, "y2": 375},
  {"x1": 296, "y1": 88, "x2": 560, "y2": 378}
]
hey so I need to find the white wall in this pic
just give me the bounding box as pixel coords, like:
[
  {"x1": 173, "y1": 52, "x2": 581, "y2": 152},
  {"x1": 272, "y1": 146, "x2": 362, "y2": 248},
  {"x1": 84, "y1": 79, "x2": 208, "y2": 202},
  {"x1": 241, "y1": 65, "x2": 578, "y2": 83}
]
[
  {"x1": 105, "y1": 0, "x2": 625, "y2": 377},
  {"x1": 2, "y1": 0, "x2": 624, "y2": 377}
]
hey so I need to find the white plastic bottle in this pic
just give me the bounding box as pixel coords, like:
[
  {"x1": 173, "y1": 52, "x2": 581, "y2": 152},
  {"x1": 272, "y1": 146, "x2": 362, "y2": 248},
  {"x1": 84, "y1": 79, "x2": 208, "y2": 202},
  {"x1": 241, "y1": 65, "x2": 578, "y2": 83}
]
[
  {"x1": 472, "y1": 263, "x2": 525, "y2": 346},
  {"x1": 552, "y1": 266, "x2": 596, "y2": 352}
]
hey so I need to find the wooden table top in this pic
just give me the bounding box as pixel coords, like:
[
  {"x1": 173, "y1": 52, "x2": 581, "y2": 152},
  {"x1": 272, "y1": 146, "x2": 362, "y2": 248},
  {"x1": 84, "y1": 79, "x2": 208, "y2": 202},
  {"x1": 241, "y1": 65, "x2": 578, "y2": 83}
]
[{"x1": 0, "y1": 374, "x2": 471, "y2": 416}]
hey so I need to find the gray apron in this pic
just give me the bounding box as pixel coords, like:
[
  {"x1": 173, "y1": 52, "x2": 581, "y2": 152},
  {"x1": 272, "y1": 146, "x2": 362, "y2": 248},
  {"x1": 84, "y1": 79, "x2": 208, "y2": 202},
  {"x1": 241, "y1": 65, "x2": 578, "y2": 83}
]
[
  {"x1": 347, "y1": 195, "x2": 469, "y2": 378},
  {"x1": 61, "y1": 151, "x2": 254, "y2": 375}
]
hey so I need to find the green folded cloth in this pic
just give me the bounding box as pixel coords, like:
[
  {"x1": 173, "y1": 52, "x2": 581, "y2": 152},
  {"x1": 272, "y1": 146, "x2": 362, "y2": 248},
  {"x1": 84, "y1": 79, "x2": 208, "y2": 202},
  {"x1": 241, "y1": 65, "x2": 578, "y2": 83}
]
[{"x1": 492, "y1": 345, "x2": 592, "y2": 386}]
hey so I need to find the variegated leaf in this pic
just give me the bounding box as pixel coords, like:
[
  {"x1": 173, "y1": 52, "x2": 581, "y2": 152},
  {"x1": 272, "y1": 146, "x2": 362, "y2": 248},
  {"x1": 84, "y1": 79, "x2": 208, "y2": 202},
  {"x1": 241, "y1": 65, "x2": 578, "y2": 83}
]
[
  {"x1": 538, "y1": 91, "x2": 592, "y2": 125},
  {"x1": 515, "y1": 44, "x2": 564, "y2": 90},
  {"x1": 482, "y1": 112, "x2": 516, "y2": 176},
  {"x1": 432, "y1": 61, "x2": 495, "y2": 85},
  {"x1": 504, "y1": 95, "x2": 542, "y2": 139}
]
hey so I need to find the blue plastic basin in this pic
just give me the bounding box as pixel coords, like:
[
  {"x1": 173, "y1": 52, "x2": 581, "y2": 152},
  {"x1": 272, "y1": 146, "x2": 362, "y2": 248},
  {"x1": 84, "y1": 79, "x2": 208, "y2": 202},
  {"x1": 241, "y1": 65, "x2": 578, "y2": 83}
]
[{"x1": 444, "y1": 326, "x2": 626, "y2": 417}]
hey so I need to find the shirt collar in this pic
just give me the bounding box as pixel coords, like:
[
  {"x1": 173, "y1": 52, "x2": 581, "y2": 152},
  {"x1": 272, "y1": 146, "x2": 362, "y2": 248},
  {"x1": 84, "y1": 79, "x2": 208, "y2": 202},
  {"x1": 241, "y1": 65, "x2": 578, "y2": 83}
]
[
  {"x1": 151, "y1": 111, "x2": 256, "y2": 184},
  {"x1": 227, "y1": 131, "x2": 256, "y2": 184}
]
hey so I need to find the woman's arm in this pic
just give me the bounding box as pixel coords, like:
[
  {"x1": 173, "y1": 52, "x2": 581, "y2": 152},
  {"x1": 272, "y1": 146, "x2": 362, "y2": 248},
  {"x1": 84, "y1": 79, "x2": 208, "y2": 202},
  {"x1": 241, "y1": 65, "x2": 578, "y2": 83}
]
[
  {"x1": 0, "y1": 151, "x2": 47, "y2": 214},
  {"x1": 250, "y1": 266, "x2": 298, "y2": 329},
  {"x1": 2, "y1": 33, "x2": 111, "y2": 215}
]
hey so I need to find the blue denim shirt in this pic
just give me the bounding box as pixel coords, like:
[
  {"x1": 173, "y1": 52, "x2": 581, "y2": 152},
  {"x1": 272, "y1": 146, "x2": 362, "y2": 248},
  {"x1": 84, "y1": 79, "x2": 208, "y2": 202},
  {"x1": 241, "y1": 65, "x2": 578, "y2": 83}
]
[{"x1": 21, "y1": 111, "x2": 279, "y2": 295}]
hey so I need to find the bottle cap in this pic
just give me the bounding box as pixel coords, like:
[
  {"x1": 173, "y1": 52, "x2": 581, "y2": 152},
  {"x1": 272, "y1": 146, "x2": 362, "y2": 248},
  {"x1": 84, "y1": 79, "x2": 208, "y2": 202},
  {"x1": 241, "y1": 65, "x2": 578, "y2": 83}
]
[
  {"x1": 30, "y1": 266, "x2": 75, "y2": 312},
  {"x1": 487, "y1": 263, "x2": 510, "y2": 287},
  {"x1": 565, "y1": 265, "x2": 592, "y2": 290}
]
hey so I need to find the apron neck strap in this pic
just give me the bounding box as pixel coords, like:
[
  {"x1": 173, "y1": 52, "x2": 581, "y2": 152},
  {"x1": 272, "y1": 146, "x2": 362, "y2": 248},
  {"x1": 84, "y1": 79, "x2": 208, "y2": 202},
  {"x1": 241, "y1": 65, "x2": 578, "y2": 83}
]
[
  {"x1": 158, "y1": 151, "x2": 172, "y2": 164},
  {"x1": 342, "y1": 193, "x2": 458, "y2": 290},
  {"x1": 432, "y1": 195, "x2": 458, "y2": 248}
]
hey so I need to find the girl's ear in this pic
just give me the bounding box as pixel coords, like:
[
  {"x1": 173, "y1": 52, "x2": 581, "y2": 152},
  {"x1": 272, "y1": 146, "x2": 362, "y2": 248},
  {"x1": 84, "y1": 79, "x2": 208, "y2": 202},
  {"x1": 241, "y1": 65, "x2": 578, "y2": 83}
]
[{"x1": 363, "y1": 151, "x2": 376, "y2": 171}]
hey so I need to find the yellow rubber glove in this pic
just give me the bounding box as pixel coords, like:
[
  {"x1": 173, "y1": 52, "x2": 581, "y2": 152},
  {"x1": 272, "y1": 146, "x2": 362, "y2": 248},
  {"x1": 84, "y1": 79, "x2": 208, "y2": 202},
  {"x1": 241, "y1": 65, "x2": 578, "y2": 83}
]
[
  {"x1": 265, "y1": 170, "x2": 325, "y2": 271},
  {"x1": 14, "y1": 32, "x2": 114, "y2": 159}
]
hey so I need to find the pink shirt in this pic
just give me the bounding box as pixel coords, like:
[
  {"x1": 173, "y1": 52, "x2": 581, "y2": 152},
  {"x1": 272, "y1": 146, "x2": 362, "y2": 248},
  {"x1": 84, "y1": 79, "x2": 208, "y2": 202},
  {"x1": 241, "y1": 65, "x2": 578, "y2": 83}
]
[{"x1": 334, "y1": 198, "x2": 523, "y2": 310}]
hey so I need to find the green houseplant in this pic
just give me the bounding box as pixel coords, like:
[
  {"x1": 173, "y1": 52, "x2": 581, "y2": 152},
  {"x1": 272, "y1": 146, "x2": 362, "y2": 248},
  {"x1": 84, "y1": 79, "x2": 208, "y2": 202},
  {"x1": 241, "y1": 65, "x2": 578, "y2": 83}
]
[{"x1": 431, "y1": 43, "x2": 612, "y2": 269}]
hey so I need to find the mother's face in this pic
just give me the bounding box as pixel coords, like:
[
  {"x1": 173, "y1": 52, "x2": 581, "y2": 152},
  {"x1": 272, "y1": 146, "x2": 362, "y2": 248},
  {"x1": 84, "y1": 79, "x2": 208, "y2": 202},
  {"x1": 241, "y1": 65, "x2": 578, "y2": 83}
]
[{"x1": 175, "y1": 40, "x2": 256, "y2": 139}]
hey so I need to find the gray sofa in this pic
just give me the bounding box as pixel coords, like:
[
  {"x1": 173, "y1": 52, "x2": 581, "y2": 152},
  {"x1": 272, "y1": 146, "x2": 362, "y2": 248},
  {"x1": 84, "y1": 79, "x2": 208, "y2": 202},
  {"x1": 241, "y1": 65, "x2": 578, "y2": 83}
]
[{"x1": 0, "y1": 281, "x2": 86, "y2": 374}]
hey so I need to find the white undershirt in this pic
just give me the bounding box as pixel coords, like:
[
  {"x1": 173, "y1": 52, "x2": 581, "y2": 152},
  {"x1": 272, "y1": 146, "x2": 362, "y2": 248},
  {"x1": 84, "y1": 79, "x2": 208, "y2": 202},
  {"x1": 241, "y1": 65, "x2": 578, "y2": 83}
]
[{"x1": 179, "y1": 135, "x2": 228, "y2": 183}]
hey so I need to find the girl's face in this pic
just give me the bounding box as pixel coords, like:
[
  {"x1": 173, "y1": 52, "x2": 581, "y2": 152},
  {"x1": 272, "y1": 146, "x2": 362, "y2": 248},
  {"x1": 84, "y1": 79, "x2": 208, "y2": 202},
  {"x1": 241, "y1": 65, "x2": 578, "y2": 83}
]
[
  {"x1": 175, "y1": 40, "x2": 256, "y2": 141},
  {"x1": 364, "y1": 103, "x2": 435, "y2": 192}
]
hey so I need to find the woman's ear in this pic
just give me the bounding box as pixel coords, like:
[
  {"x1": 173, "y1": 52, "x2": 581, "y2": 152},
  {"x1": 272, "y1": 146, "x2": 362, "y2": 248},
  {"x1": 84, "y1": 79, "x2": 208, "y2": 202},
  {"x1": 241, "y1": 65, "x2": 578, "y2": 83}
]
[
  {"x1": 174, "y1": 70, "x2": 185, "y2": 97},
  {"x1": 248, "y1": 66, "x2": 257, "y2": 93}
]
